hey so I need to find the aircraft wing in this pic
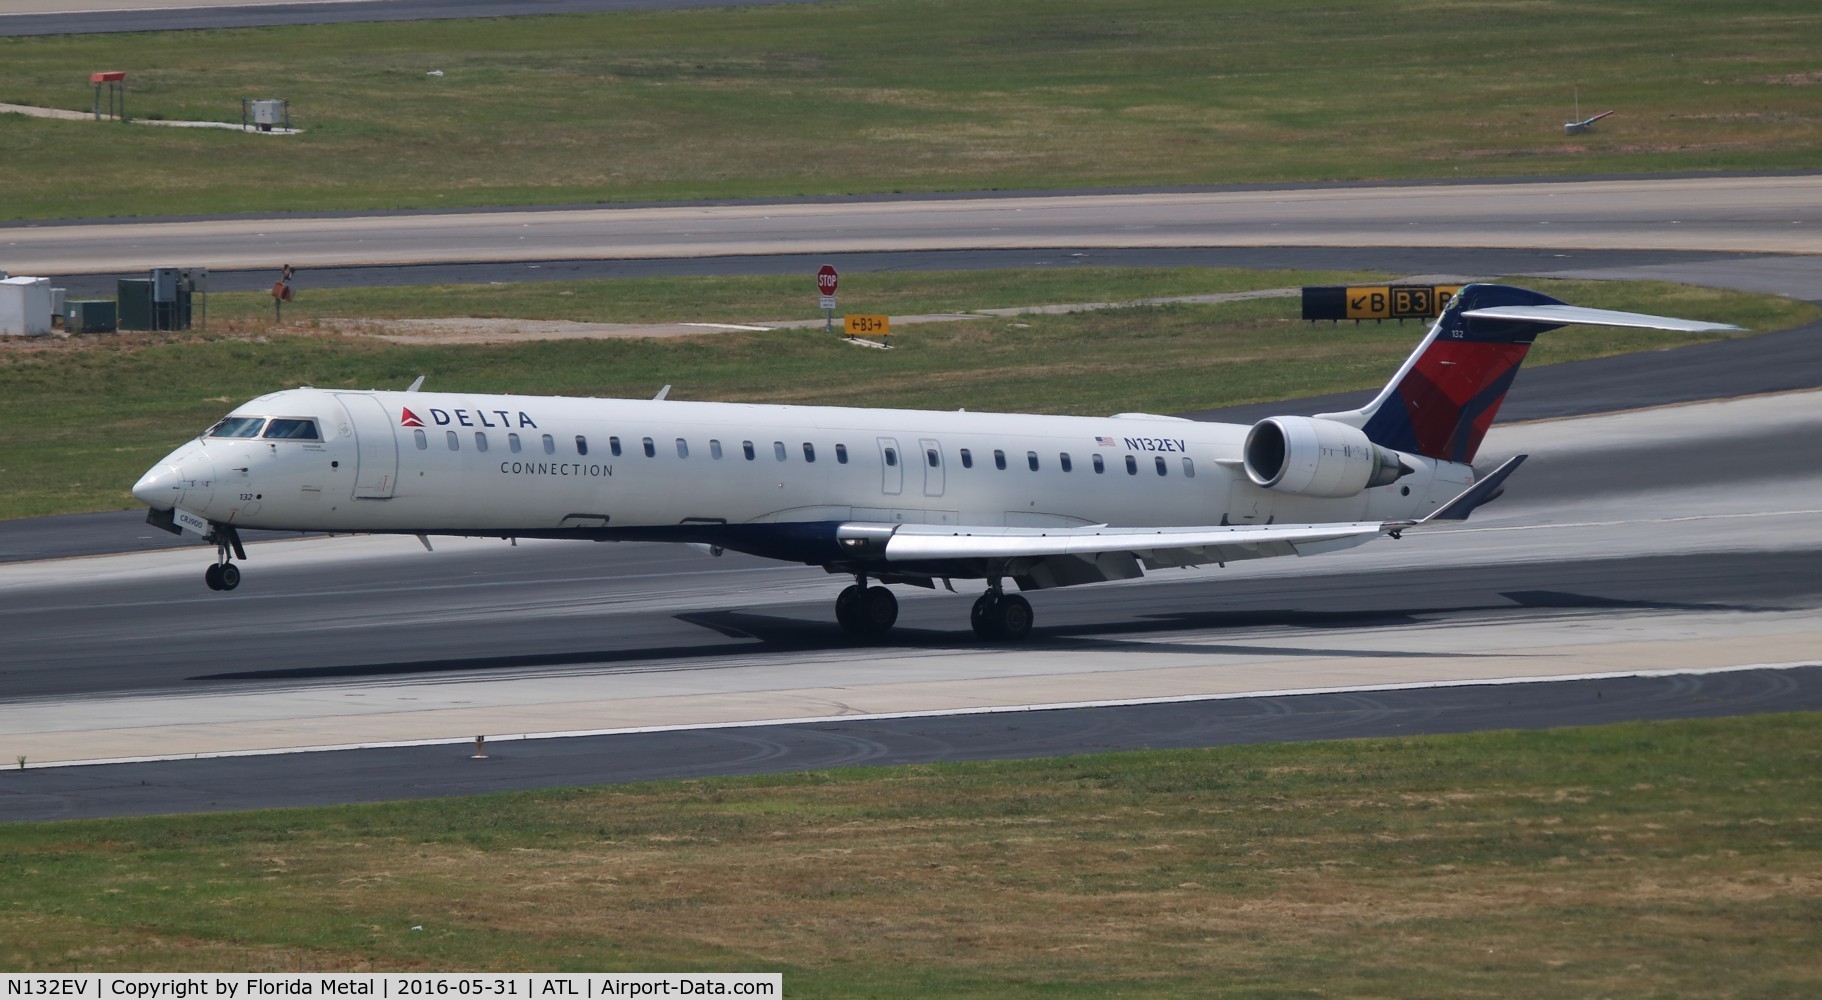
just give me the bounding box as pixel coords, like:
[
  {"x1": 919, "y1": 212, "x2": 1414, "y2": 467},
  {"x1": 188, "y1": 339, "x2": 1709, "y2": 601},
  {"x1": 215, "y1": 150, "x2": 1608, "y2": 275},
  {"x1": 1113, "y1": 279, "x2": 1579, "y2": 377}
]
[
  {"x1": 884, "y1": 519, "x2": 1388, "y2": 564},
  {"x1": 877, "y1": 519, "x2": 1389, "y2": 589},
  {"x1": 861, "y1": 455, "x2": 1526, "y2": 590}
]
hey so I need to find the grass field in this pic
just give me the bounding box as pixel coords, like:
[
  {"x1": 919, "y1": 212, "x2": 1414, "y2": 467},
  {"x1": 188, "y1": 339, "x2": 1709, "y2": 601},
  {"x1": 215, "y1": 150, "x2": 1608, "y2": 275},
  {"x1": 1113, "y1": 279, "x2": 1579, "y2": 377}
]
[
  {"x1": 1, "y1": 0, "x2": 1819, "y2": 219},
  {"x1": 2, "y1": 712, "x2": 1819, "y2": 994},
  {"x1": 2, "y1": 271, "x2": 1809, "y2": 520}
]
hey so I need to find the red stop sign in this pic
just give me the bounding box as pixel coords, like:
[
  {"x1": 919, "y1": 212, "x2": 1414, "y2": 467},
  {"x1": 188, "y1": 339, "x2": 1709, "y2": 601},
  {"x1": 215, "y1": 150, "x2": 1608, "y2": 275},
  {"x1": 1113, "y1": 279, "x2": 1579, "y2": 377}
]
[{"x1": 817, "y1": 264, "x2": 839, "y2": 296}]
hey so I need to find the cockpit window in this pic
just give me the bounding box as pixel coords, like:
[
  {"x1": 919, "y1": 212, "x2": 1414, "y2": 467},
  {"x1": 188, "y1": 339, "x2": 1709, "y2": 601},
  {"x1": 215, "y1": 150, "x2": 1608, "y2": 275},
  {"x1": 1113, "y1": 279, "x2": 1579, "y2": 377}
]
[
  {"x1": 263, "y1": 418, "x2": 321, "y2": 440},
  {"x1": 208, "y1": 416, "x2": 266, "y2": 438}
]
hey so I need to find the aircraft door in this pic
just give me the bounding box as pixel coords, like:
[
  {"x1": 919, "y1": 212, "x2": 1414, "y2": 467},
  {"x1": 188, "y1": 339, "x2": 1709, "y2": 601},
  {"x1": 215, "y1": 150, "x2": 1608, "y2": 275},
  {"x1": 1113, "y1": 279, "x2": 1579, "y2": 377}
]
[
  {"x1": 335, "y1": 393, "x2": 398, "y2": 499},
  {"x1": 919, "y1": 438, "x2": 945, "y2": 497},
  {"x1": 877, "y1": 437, "x2": 903, "y2": 496}
]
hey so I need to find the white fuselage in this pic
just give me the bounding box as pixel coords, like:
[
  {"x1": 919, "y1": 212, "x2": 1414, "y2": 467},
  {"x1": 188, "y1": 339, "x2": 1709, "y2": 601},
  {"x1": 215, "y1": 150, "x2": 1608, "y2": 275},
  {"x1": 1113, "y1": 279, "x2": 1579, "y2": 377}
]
[{"x1": 137, "y1": 387, "x2": 1469, "y2": 553}]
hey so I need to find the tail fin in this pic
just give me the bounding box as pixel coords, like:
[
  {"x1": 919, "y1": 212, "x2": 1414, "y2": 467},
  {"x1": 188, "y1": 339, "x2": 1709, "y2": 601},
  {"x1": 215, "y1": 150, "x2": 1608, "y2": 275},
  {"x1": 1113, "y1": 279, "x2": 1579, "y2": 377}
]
[{"x1": 1316, "y1": 283, "x2": 1741, "y2": 465}]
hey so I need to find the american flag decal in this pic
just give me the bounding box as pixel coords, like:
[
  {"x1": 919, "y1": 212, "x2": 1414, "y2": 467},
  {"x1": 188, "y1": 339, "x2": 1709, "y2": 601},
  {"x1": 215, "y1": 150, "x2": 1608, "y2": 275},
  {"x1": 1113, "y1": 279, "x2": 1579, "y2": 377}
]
[{"x1": 1095, "y1": 435, "x2": 1117, "y2": 447}]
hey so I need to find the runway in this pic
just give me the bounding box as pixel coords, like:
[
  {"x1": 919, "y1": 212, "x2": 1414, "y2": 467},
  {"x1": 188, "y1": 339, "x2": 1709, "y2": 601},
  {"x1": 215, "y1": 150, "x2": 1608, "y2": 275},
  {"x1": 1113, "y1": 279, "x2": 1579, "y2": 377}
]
[
  {"x1": 0, "y1": 0, "x2": 828, "y2": 36},
  {"x1": 7, "y1": 176, "x2": 1822, "y2": 277}
]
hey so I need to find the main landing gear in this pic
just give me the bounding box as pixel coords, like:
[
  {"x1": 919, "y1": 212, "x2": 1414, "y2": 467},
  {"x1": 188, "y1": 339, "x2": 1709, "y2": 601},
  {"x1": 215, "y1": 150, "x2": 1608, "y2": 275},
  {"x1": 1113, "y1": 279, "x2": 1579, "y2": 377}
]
[
  {"x1": 832, "y1": 575, "x2": 1035, "y2": 641},
  {"x1": 970, "y1": 579, "x2": 1033, "y2": 641},
  {"x1": 835, "y1": 575, "x2": 899, "y2": 635},
  {"x1": 202, "y1": 524, "x2": 246, "y2": 592}
]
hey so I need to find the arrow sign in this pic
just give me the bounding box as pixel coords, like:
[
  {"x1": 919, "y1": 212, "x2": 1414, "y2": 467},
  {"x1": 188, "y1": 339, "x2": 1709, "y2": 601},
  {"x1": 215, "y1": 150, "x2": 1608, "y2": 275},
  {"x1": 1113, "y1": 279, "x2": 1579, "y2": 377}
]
[{"x1": 817, "y1": 264, "x2": 839, "y2": 296}]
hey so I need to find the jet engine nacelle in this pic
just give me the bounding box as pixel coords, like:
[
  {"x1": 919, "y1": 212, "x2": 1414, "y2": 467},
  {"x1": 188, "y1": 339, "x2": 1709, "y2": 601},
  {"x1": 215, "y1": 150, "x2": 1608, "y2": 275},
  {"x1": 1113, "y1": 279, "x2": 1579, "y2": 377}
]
[{"x1": 1243, "y1": 416, "x2": 1412, "y2": 498}]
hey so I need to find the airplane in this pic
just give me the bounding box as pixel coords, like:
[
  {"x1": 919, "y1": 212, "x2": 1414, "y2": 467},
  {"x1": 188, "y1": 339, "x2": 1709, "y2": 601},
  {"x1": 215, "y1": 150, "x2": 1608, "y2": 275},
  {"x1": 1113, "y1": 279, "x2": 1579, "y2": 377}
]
[
  {"x1": 131, "y1": 283, "x2": 1737, "y2": 640},
  {"x1": 1564, "y1": 109, "x2": 1615, "y2": 136}
]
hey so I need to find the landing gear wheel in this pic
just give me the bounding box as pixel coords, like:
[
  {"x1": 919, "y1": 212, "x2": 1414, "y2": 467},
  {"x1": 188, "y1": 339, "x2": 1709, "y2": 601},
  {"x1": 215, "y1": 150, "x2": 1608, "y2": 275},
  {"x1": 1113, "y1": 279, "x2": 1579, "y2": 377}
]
[
  {"x1": 835, "y1": 584, "x2": 866, "y2": 633},
  {"x1": 993, "y1": 593, "x2": 1033, "y2": 640},
  {"x1": 204, "y1": 563, "x2": 224, "y2": 591},
  {"x1": 971, "y1": 591, "x2": 1032, "y2": 640},
  {"x1": 971, "y1": 592, "x2": 998, "y2": 639},
  {"x1": 217, "y1": 562, "x2": 241, "y2": 591},
  {"x1": 860, "y1": 586, "x2": 898, "y2": 633}
]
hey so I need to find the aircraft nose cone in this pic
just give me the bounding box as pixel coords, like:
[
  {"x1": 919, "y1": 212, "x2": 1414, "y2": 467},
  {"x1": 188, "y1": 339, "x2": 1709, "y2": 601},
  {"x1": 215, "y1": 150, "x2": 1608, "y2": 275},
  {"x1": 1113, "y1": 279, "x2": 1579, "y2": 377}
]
[{"x1": 132, "y1": 464, "x2": 184, "y2": 510}]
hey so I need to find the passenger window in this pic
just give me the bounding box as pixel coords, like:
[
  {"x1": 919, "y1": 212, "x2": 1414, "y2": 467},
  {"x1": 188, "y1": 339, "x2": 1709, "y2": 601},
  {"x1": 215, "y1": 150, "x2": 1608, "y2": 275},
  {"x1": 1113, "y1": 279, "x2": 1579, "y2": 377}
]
[
  {"x1": 774, "y1": 441, "x2": 787, "y2": 461},
  {"x1": 610, "y1": 436, "x2": 622, "y2": 457},
  {"x1": 1125, "y1": 455, "x2": 1138, "y2": 475},
  {"x1": 960, "y1": 448, "x2": 973, "y2": 469},
  {"x1": 994, "y1": 449, "x2": 1006, "y2": 471},
  {"x1": 576, "y1": 435, "x2": 589, "y2": 456},
  {"x1": 1093, "y1": 454, "x2": 1105, "y2": 474},
  {"x1": 475, "y1": 431, "x2": 489, "y2": 453},
  {"x1": 208, "y1": 416, "x2": 265, "y2": 438},
  {"x1": 414, "y1": 429, "x2": 428, "y2": 451},
  {"x1": 508, "y1": 432, "x2": 521, "y2": 453},
  {"x1": 711, "y1": 439, "x2": 723, "y2": 460},
  {"x1": 1182, "y1": 457, "x2": 1195, "y2": 478},
  {"x1": 836, "y1": 443, "x2": 848, "y2": 464},
  {"x1": 447, "y1": 430, "x2": 460, "y2": 451},
  {"x1": 542, "y1": 434, "x2": 555, "y2": 455},
  {"x1": 804, "y1": 443, "x2": 816, "y2": 462},
  {"x1": 676, "y1": 438, "x2": 689, "y2": 459},
  {"x1": 1060, "y1": 453, "x2": 1072, "y2": 473},
  {"x1": 743, "y1": 440, "x2": 756, "y2": 461},
  {"x1": 263, "y1": 418, "x2": 320, "y2": 440},
  {"x1": 884, "y1": 447, "x2": 898, "y2": 467},
  {"x1": 1027, "y1": 451, "x2": 1039, "y2": 472},
  {"x1": 1155, "y1": 456, "x2": 1168, "y2": 476},
  {"x1": 643, "y1": 437, "x2": 655, "y2": 458},
  {"x1": 926, "y1": 448, "x2": 938, "y2": 468}
]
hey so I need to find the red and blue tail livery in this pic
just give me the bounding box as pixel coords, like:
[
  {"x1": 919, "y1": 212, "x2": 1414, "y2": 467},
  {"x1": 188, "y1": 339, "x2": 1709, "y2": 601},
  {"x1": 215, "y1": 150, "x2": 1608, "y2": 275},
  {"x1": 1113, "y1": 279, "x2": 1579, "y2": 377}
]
[{"x1": 1323, "y1": 283, "x2": 1737, "y2": 465}]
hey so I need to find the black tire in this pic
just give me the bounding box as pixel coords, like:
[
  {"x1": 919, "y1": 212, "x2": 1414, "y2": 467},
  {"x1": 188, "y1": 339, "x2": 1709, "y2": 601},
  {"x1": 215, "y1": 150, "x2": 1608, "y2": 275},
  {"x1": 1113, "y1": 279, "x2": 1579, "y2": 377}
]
[
  {"x1": 835, "y1": 584, "x2": 866, "y2": 632},
  {"x1": 994, "y1": 594, "x2": 1033, "y2": 640},
  {"x1": 218, "y1": 562, "x2": 242, "y2": 591},
  {"x1": 861, "y1": 586, "x2": 899, "y2": 633},
  {"x1": 204, "y1": 564, "x2": 223, "y2": 591},
  {"x1": 970, "y1": 593, "x2": 998, "y2": 639}
]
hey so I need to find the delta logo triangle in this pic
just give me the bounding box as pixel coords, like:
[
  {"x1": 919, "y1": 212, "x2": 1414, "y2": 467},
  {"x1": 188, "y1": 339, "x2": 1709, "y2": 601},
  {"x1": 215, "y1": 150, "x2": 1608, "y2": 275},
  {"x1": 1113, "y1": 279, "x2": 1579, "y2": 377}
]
[{"x1": 400, "y1": 407, "x2": 425, "y2": 428}]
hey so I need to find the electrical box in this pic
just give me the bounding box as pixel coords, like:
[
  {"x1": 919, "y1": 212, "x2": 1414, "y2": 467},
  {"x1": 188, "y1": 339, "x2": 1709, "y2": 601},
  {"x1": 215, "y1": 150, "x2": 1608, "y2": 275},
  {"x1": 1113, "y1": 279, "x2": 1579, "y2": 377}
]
[
  {"x1": 117, "y1": 278, "x2": 154, "y2": 330},
  {"x1": 0, "y1": 276, "x2": 55, "y2": 336},
  {"x1": 251, "y1": 99, "x2": 287, "y2": 130},
  {"x1": 151, "y1": 266, "x2": 180, "y2": 303},
  {"x1": 66, "y1": 300, "x2": 118, "y2": 334}
]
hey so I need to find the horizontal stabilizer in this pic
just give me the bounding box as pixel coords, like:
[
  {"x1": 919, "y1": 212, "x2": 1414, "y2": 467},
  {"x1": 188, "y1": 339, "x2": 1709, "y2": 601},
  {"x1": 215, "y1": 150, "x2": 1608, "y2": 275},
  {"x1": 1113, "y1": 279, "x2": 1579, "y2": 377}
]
[{"x1": 1461, "y1": 304, "x2": 1742, "y2": 334}]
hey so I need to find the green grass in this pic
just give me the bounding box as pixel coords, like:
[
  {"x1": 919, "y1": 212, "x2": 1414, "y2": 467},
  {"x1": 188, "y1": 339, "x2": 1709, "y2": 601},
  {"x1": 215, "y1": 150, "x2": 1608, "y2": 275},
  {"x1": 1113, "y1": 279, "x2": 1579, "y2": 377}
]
[
  {"x1": 1, "y1": 269, "x2": 1811, "y2": 520},
  {"x1": 3, "y1": 712, "x2": 1820, "y2": 995},
  {"x1": 1, "y1": 0, "x2": 1819, "y2": 219}
]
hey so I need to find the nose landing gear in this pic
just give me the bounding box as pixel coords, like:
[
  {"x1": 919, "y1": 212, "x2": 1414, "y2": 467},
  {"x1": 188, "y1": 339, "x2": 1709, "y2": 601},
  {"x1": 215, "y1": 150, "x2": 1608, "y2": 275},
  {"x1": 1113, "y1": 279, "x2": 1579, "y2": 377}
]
[
  {"x1": 204, "y1": 561, "x2": 241, "y2": 591},
  {"x1": 202, "y1": 524, "x2": 246, "y2": 592}
]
